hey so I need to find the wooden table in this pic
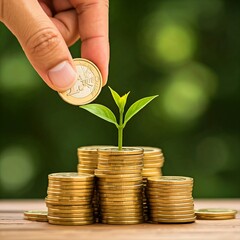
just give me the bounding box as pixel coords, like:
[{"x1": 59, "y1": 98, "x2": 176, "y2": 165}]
[{"x1": 0, "y1": 199, "x2": 239, "y2": 240}]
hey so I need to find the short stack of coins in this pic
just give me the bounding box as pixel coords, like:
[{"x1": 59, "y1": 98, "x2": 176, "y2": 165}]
[
  {"x1": 195, "y1": 208, "x2": 237, "y2": 220},
  {"x1": 140, "y1": 147, "x2": 165, "y2": 222},
  {"x1": 95, "y1": 147, "x2": 144, "y2": 225},
  {"x1": 45, "y1": 172, "x2": 95, "y2": 225},
  {"x1": 147, "y1": 176, "x2": 196, "y2": 223}
]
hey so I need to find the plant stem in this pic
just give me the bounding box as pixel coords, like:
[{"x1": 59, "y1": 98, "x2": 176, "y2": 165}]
[{"x1": 118, "y1": 111, "x2": 124, "y2": 151}]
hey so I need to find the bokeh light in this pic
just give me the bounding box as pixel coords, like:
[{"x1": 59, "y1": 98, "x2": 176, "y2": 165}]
[
  {"x1": 0, "y1": 53, "x2": 40, "y2": 97},
  {"x1": 0, "y1": 145, "x2": 37, "y2": 193},
  {"x1": 153, "y1": 63, "x2": 217, "y2": 123},
  {"x1": 155, "y1": 23, "x2": 196, "y2": 65}
]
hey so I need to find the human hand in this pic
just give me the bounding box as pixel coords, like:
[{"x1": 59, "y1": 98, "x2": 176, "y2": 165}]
[{"x1": 0, "y1": 0, "x2": 109, "y2": 91}]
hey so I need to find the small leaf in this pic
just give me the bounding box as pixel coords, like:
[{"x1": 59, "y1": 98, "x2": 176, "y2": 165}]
[
  {"x1": 80, "y1": 104, "x2": 118, "y2": 126},
  {"x1": 124, "y1": 95, "x2": 158, "y2": 125},
  {"x1": 109, "y1": 87, "x2": 121, "y2": 109},
  {"x1": 119, "y1": 92, "x2": 130, "y2": 113}
]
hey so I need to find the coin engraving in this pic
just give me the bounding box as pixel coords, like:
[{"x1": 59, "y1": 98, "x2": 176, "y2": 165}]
[{"x1": 58, "y1": 58, "x2": 102, "y2": 105}]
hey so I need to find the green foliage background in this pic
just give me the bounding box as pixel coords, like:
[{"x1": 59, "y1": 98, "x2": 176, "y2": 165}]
[{"x1": 0, "y1": 0, "x2": 239, "y2": 199}]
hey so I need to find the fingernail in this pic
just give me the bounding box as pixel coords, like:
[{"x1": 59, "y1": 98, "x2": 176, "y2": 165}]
[{"x1": 48, "y1": 61, "x2": 76, "y2": 90}]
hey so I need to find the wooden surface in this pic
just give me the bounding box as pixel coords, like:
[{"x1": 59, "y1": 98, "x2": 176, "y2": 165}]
[{"x1": 0, "y1": 199, "x2": 239, "y2": 240}]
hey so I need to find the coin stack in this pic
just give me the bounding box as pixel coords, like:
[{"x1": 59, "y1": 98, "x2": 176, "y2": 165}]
[
  {"x1": 45, "y1": 172, "x2": 95, "y2": 225},
  {"x1": 24, "y1": 210, "x2": 48, "y2": 222},
  {"x1": 140, "y1": 147, "x2": 165, "y2": 222},
  {"x1": 77, "y1": 146, "x2": 111, "y2": 222},
  {"x1": 95, "y1": 147, "x2": 144, "y2": 225},
  {"x1": 195, "y1": 208, "x2": 237, "y2": 220},
  {"x1": 147, "y1": 176, "x2": 196, "y2": 223}
]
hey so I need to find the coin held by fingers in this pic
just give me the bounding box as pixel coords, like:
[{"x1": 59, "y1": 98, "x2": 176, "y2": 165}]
[{"x1": 58, "y1": 58, "x2": 102, "y2": 105}]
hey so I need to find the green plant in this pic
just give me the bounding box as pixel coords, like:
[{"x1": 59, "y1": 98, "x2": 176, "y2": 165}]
[{"x1": 80, "y1": 87, "x2": 158, "y2": 150}]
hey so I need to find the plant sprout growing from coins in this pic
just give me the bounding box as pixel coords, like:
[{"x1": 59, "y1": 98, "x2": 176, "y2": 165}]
[{"x1": 80, "y1": 87, "x2": 158, "y2": 151}]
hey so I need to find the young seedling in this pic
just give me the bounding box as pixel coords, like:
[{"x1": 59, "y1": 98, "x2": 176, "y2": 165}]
[{"x1": 80, "y1": 87, "x2": 158, "y2": 151}]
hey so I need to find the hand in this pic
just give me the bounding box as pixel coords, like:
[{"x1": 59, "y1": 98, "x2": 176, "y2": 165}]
[{"x1": 0, "y1": 0, "x2": 109, "y2": 91}]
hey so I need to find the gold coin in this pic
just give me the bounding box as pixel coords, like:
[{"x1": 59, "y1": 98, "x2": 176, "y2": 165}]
[
  {"x1": 148, "y1": 195, "x2": 192, "y2": 200},
  {"x1": 95, "y1": 173, "x2": 141, "y2": 179},
  {"x1": 24, "y1": 216, "x2": 48, "y2": 222},
  {"x1": 24, "y1": 210, "x2": 48, "y2": 222},
  {"x1": 147, "y1": 184, "x2": 193, "y2": 190},
  {"x1": 45, "y1": 198, "x2": 92, "y2": 205},
  {"x1": 148, "y1": 197, "x2": 193, "y2": 203},
  {"x1": 78, "y1": 169, "x2": 95, "y2": 174},
  {"x1": 48, "y1": 208, "x2": 93, "y2": 214},
  {"x1": 78, "y1": 163, "x2": 98, "y2": 168},
  {"x1": 48, "y1": 219, "x2": 94, "y2": 225},
  {"x1": 98, "y1": 184, "x2": 142, "y2": 189},
  {"x1": 97, "y1": 164, "x2": 143, "y2": 170},
  {"x1": 143, "y1": 163, "x2": 164, "y2": 168},
  {"x1": 48, "y1": 172, "x2": 94, "y2": 181},
  {"x1": 98, "y1": 147, "x2": 143, "y2": 155},
  {"x1": 48, "y1": 215, "x2": 94, "y2": 221},
  {"x1": 196, "y1": 215, "x2": 236, "y2": 220},
  {"x1": 100, "y1": 201, "x2": 142, "y2": 206},
  {"x1": 147, "y1": 190, "x2": 192, "y2": 196},
  {"x1": 98, "y1": 154, "x2": 143, "y2": 160},
  {"x1": 98, "y1": 189, "x2": 142, "y2": 194},
  {"x1": 100, "y1": 205, "x2": 143, "y2": 210},
  {"x1": 97, "y1": 181, "x2": 142, "y2": 187},
  {"x1": 195, "y1": 208, "x2": 237, "y2": 219},
  {"x1": 149, "y1": 205, "x2": 194, "y2": 211},
  {"x1": 47, "y1": 194, "x2": 92, "y2": 200},
  {"x1": 58, "y1": 58, "x2": 102, "y2": 106},
  {"x1": 99, "y1": 193, "x2": 142, "y2": 198},
  {"x1": 100, "y1": 208, "x2": 143, "y2": 213},
  {"x1": 100, "y1": 216, "x2": 143, "y2": 221},
  {"x1": 101, "y1": 219, "x2": 143, "y2": 224},
  {"x1": 47, "y1": 186, "x2": 94, "y2": 192},
  {"x1": 96, "y1": 177, "x2": 142, "y2": 182},
  {"x1": 95, "y1": 169, "x2": 142, "y2": 175},
  {"x1": 48, "y1": 212, "x2": 93, "y2": 218},
  {"x1": 150, "y1": 213, "x2": 195, "y2": 219},
  {"x1": 100, "y1": 196, "x2": 142, "y2": 202},
  {"x1": 139, "y1": 146, "x2": 162, "y2": 154},
  {"x1": 151, "y1": 217, "x2": 196, "y2": 223},
  {"x1": 100, "y1": 212, "x2": 143, "y2": 217},
  {"x1": 24, "y1": 210, "x2": 48, "y2": 217},
  {"x1": 46, "y1": 204, "x2": 92, "y2": 210},
  {"x1": 148, "y1": 176, "x2": 193, "y2": 185},
  {"x1": 48, "y1": 181, "x2": 94, "y2": 187}
]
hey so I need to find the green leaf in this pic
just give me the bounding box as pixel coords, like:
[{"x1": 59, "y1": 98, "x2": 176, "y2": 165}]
[
  {"x1": 119, "y1": 92, "x2": 130, "y2": 113},
  {"x1": 124, "y1": 95, "x2": 158, "y2": 125},
  {"x1": 109, "y1": 87, "x2": 121, "y2": 109},
  {"x1": 80, "y1": 104, "x2": 118, "y2": 126}
]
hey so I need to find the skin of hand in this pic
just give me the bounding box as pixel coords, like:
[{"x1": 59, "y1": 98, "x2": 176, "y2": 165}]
[{"x1": 0, "y1": 0, "x2": 109, "y2": 91}]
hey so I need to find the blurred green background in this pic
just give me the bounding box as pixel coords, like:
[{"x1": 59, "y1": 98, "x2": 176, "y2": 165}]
[{"x1": 0, "y1": 0, "x2": 239, "y2": 199}]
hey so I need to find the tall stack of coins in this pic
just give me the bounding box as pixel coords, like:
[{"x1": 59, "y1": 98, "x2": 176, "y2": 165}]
[
  {"x1": 147, "y1": 176, "x2": 195, "y2": 223},
  {"x1": 140, "y1": 147, "x2": 165, "y2": 222},
  {"x1": 95, "y1": 147, "x2": 144, "y2": 225},
  {"x1": 45, "y1": 172, "x2": 95, "y2": 225},
  {"x1": 77, "y1": 146, "x2": 111, "y2": 222}
]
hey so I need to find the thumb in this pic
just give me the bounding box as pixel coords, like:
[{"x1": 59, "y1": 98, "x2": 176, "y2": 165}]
[{"x1": 1, "y1": 0, "x2": 76, "y2": 91}]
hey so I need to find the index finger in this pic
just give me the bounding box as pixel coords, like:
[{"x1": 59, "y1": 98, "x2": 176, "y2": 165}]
[{"x1": 69, "y1": 0, "x2": 109, "y2": 85}]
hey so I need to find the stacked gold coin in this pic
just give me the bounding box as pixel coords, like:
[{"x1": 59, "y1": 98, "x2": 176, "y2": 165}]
[
  {"x1": 147, "y1": 176, "x2": 195, "y2": 223},
  {"x1": 77, "y1": 146, "x2": 111, "y2": 222},
  {"x1": 24, "y1": 210, "x2": 48, "y2": 222},
  {"x1": 140, "y1": 147, "x2": 165, "y2": 222},
  {"x1": 45, "y1": 172, "x2": 95, "y2": 225},
  {"x1": 95, "y1": 147, "x2": 144, "y2": 225},
  {"x1": 195, "y1": 209, "x2": 237, "y2": 220}
]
